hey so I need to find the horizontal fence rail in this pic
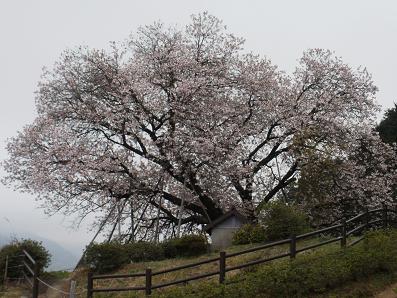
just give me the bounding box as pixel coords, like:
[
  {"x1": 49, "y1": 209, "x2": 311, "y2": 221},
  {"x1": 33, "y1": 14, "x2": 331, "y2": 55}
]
[
  {"x1": 92, "y1": 272, "x2": 146, "y2": 280},
  {"x1": 152, "y1": 270, "x2": 220, "y2": 290},
  {"x1": 296, "y1": 224, "x2": 342, "y2": 240},
  {"x1": 296, "y1": 236, "x2": 342, "y2": 253},
  {"x1": 152, "y1": 256, "x2": 221, "y2": 276},
  {"x1": 227, "y1": 238, "x2": 290, "y2": 258},
  {"x1": 86, "y1": 204, "x2": 397, "y2": 297}
]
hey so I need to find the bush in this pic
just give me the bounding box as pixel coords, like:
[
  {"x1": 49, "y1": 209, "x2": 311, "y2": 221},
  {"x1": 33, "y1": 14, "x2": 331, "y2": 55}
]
[
  {"x1": 154, "y1": 230, "x2": 397, "y2": 298},
  {"x1": 260, "y1": 202, "x2": 310, "y2": 241},
  {"x1": 162, "y1": 234, "x2": 208, "y2": 257},
  {"x1": 0, "y1": 238, "x2": 51, "y2": 282},
  {"x1": 84, "y1": 242, "x2": 128, "y2": 273},
  {"x1": 126, "y1": 242, "x2": 165, "y2": 262},
  {"x1": 84, "y1": 235, "x2": 208, "y2": 273},
  {"x1": 232, "y1": 224, "x2": 267, "y2": 245},
  {"x1": 162, "y1": 240, "x2": 178, "y2": 259}
]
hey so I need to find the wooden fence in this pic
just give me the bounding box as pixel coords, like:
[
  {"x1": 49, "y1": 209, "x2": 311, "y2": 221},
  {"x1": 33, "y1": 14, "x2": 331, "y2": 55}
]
[
  {"x1": 86, "y1": 205, "x2": 396, "y2": 297},
  {"x1": 20, "y1": 249, "x2": 40, "y2": 298},
  {"x1": 3, "y1": 249, "x2": 78, "y2": 297}
]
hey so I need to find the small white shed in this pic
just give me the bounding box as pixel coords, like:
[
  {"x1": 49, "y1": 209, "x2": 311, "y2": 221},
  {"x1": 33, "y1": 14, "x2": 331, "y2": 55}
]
[{"x1": 203, "y1": 208, "x2": 248, "y2": 250}]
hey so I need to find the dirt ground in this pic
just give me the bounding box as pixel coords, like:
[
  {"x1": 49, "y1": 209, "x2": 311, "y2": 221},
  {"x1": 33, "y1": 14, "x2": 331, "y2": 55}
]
[{"x1": 377, "y1": 283, "x2": 397, "y2": 298}]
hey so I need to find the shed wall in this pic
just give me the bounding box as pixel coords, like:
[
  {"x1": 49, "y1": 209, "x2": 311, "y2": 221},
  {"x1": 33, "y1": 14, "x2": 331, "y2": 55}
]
[{"x1": 210, "y1": 216, "x2": 245, "y2": 250}]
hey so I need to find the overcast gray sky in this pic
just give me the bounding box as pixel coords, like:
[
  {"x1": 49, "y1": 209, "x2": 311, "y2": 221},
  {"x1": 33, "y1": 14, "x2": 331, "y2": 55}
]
[{"x1": 0, "y1": 0, "x2": 396, "y2": 256}]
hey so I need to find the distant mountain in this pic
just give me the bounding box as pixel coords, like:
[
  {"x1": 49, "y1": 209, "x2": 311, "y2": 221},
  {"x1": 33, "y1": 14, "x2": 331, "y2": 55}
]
[{"x1": 0, "y1": 232, "x2": 79, "y2": 271}]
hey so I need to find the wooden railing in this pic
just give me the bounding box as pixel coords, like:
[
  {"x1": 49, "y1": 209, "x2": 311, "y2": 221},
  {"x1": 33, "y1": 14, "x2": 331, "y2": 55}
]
[
  {"x1": 87, "y1": 205, "x2": 397, "y2": 297},
  {"x1": 20, "y1": 249, "x2": 40, "y2": 298}
]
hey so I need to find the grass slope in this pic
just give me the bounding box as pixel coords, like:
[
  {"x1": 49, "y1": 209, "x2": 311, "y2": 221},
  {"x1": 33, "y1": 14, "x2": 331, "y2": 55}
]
[
  {"x1": 70, "y1": 235, "x2": 345, "y2": 297},
  {"x1": 7, "y1": 231, "x2": 397, "y2": 297},
  {"x1": 153, "y1": 230, "x2": 397, "y2": 298}
]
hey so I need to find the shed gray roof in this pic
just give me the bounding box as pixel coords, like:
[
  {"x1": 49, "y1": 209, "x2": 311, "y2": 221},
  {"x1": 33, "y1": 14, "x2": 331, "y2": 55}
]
[{"x1": 203, "y1": 208, "x2": 248, "y2": 233}]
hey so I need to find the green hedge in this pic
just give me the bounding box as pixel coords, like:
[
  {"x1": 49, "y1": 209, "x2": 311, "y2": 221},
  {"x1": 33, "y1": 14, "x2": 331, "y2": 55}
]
[
  {"x1": 232, "y1": 224, "x2": 266, "y2": 245},
  {"x1": 84, "y1": 242, "x2": 129, "y2": 274},
  {"x1": 126, "y1": 242, "x2": 164, "y2": 262},
  {"x1": 85, "y1": 234, "x2": 208, "y2": 273},
  {"x1": 163, "y1": 234, "x2": 208, "y2": 258},
  {"x1": 154, "y1": 230, "x2": 397, "y2": 297}
]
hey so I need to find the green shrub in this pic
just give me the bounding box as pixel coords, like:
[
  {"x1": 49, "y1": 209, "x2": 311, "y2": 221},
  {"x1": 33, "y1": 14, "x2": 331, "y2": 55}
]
[
  {"x1": 162, "y1": 240, "x2": 178, "y2": 259},
  {"x1": 84, "y1": 242, "x2": 128, "y2": 273},
  {"x1": 84, "y1": 235, "x2": 208, "y2": 273},
  {"x1": 126, "y1": 242, "x2": 165, "y2": 262},
  {"x1": 154, "y1": 230, "x2": 397, "y2": 298},
  {"x1": 0, "y1": 238, "x2": 51, "y2": 282},
  {"x1": 162, "y1": 234, "x2": 208, "y2": 257},
  {"x1": 260, "y1": 201, "x2": 310, "y2": 241},
  {"x1": 232, "y1": 224, "x2": 266, "y2": 245}
]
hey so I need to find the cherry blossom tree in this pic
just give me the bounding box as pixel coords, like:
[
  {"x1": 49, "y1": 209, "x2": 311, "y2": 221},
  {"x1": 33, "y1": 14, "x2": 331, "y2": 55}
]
[{"x1": 3, "y1": 13, "x2": 397, "y2": 240}]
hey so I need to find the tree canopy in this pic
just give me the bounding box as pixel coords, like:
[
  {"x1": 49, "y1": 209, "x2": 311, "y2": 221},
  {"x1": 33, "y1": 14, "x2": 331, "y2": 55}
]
[
  {"x1": 377, "y1": 103, "x2": 397, "y2": 145},
  {"x1": 3, "y1": 13, "x2": 397, "y2": 241}
]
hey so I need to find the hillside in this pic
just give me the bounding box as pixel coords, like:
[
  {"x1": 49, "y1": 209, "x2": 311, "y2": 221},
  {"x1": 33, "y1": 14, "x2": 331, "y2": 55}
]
[
  {"x1": 3, "y1": 231, "x2": 397, "y2": 297},
  {"x1": 69, "y1": 236, "x2": 345, "y2": 297},
  {"x1": 61, "y1": 231, "x2": 397, "y2": 298}
]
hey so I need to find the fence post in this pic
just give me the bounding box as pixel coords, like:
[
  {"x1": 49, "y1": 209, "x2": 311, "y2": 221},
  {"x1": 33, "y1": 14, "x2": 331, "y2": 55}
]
[
  {"x1": 341, "y1": 219, "x2": 347, "y2": 248},
  {"x1": 383, "y1": 204, "x2": 388, "y2": 229},
  {"x1": 3, "y1": 255, "x2": 8, "y2": 289},
  {"x1": 219, "y1": 251, "x2": 226, "y2": 284},
  {"x1": 290, "y1": 235, "x2": 296, "y2": 259},
  {"x1": 145, "y1": 268, "x2": 152, "y2": 296},
  {"x1": 69, "y1": 280, "x2": 76, "y2": 298},
  {"x1": 32, "y1": 263, "x2": 39, "y2": 298},
  {"x1": 87, "y1": 271, "x2": 93, "y2": 298}
]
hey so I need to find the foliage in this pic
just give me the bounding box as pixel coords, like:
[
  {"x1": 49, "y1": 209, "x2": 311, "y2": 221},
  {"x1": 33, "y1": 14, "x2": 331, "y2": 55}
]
[
  {"x1": 154, "y1": 230, "x2": 397, "y2": 298},
  {"x1": 376, "y1": 104, "x2": 397, "y2": 199},
  {"x1": 85, "y1": 234, "x2": 208, "y2": 273},
  {"x1": 84, "y1": 242, "x2": 129, "y2": 274},
  {"x1": 3, "y1": 13, "x2": 397, "y2": 241},
  {"x1": 0, "y1": 238, "x2": 51, "y2": 282},
  {"x1": 161, "y1": 241, "x2": 178, "y2": 259},
  {"x1": 126, "y1": 242, "x2": 165, "y2": 262},
  {"x1": 259, "y1": 202, "x2": 310, "y2": 241},
  {"x1": 232, "y1": 203, "x2": 309, "y2": 244},
  {"x1": 232, "y1": 224, "x2": 266, "y2": 245},
  {"x1": 377, "y1": 103, "x2": 397, "y2": 145},
  {"x1": 163, "y1": 234, "x2": 208, "y2": 258},
  {"x1": 287, "y1": 155, "x2": 345, "y2": 226}
]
